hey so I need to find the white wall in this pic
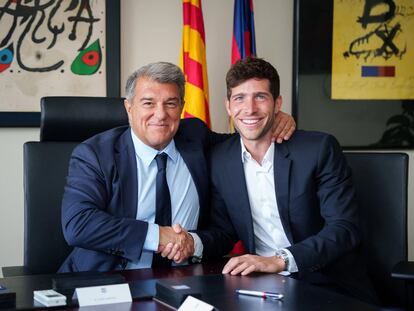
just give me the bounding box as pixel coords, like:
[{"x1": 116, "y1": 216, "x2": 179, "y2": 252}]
[
  {"x1": 0, "y1": 0, "x2": 412, "y2": 276},
  {"x1": 0, "y1": 128, "x2": 38, "y2": 273}
]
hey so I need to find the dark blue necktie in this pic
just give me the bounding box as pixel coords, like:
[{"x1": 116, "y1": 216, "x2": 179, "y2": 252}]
[{"x1": 152, "y1": 152, "x2": 172, "y2": 268}]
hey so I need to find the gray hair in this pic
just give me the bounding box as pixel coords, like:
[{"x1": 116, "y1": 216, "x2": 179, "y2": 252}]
[{"x1": 125, "y1": 62, "x2": 185, "y2": 103}]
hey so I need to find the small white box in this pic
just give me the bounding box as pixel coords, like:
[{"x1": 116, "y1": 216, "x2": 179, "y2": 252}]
[{"x1": 33, "y1": 289, "x2": 67, "y2": 307}]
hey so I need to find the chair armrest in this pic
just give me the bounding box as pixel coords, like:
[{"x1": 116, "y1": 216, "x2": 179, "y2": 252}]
[
  {"x1": 2, "y1": 266, "x2": 33, "y2": 277},
  {"x1": 391, "y1": 261, "x2": 414, "y2": 281}
]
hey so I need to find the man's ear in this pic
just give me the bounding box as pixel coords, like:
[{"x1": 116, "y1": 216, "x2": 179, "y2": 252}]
[
  {"x1": 275, "y1": 95, "x2": 282, "y2": 113},
  {"x1": 124, "y1": 99, "x2": 132, "y2": 124},
  {"x1": 225, "y1": 99, "x2": 231, "y2": 116},
  {"x1": 124, "y1": 99, "x2": 131, "y2": 113},
  {"x1": 179, "y1": 99, "x2": 185, "y2": 114}
]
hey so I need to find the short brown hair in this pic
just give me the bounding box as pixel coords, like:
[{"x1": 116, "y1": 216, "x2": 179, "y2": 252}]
[{"x1": 226, "y1": 57, "x2": 280, "y2": 100}]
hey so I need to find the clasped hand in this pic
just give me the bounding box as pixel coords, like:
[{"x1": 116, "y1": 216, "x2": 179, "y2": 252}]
[{"x1": 158, "y1": 224, "x2": 194, "y2": 263}]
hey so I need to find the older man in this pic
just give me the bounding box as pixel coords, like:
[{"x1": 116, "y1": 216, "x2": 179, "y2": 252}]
[{"x1": 58, "y1": 61, "x2": 295, "y2": 272}]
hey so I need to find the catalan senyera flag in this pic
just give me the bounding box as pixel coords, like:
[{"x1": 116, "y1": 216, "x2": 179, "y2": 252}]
[
  {"x1": 231, "y1": 0, "x2": 257, "y2": 64},
  {"x1": 180, "y1": 0, "x2": 210, "y2": 127},
  {"x1": 229, "y1": 0, "x2": 257, "y2": 255}
]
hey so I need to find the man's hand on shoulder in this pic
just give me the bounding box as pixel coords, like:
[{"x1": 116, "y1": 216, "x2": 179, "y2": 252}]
[
  {"x1": 272, "y1": 111, "x2": 296, "y2": 144},
  {"x1": 222, "y1": 254, "x2": 285, "y2": 276}
]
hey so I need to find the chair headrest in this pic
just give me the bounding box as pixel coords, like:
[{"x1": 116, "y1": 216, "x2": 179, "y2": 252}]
[{"x1": 40, "y1": 96, "x2": 128, "y2": 142}]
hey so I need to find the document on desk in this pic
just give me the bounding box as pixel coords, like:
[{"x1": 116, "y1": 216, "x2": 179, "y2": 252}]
[
  {"x1": 75, "y1": 283, "x2": 132, "y2": 307},
  {"x1": 178, "y1": 296, "x2": 214, "y2": 311}
]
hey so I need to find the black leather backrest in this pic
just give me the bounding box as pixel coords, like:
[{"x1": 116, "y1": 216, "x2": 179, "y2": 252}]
[
  {"x1": 24, "y1": 142, "x2": 78, "y2": 274},
  {"x1": 24, "y1": 96, "x2": 128, "y2": 274},
  {"x1": 344, "y1": 152, "x2": 408, "y2": 306},
  {"x1": 40, "y1": 96, "x2": 128, "y2": 142}
]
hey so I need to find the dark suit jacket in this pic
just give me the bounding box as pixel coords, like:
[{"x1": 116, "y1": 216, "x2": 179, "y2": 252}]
[
  {"x1": 197, "y1": 130, "x2": 377, "y2": 302},
  {"x1": 59, "y1": 118, "x2": 222, "y2": 273}
]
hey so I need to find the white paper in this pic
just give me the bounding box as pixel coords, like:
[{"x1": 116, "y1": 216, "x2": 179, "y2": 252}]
[
  {"x1": 178, "y1": 295, "x2": 214, "y2": 311},
  {"x1": 75, "y1": 283, "x2": 132, "y2": 307}
]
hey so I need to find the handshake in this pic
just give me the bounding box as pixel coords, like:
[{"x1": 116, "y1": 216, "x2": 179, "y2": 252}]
[{"x1": 157, "y1": 224, "x2": 195, "y2": 263}]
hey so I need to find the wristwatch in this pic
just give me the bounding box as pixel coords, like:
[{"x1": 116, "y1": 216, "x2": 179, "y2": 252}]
[
  {"x1": 275, "y1": 249, "x2": 290, "y2": 271},
  {"x1": 190, "y1": 256, "x2": 202, "y2": 264}
]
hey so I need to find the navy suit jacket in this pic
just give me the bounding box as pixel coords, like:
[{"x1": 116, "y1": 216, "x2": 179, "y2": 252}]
[
  {"x1": 59, "y1": 118, "x2": 221, "y2": 273},
  {"x1": 197, "y1": 130, "x2": 376, "y2": 301}
]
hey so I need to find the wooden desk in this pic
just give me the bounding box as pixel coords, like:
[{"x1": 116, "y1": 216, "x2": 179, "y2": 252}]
[{"x1": 0, "y1": 262, "x2": 379, "y2": 310}]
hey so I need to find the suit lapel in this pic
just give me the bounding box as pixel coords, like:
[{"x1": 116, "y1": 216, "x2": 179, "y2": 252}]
[
  {"x1": 274, "y1": 142, "x2": 293, "y2": 243},
  {"x1": 115, "y1": 128, "x2": 138, "y2": 218},
  {"x1": 226, "y1": 138, "x2": 256, "y2": 253}
]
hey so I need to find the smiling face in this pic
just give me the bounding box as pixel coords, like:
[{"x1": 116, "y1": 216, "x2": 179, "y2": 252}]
[
  {"x1": 226, "y1": 78, "x2": 282, "y2": 143},
  {"x1": 124, "y1": 77, "x2": 183, "y2": 150}
]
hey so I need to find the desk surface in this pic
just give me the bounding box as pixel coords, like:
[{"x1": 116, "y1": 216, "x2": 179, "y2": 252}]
[{"x1": 0, "y1": 262, "x2": 379, "y2": 310}]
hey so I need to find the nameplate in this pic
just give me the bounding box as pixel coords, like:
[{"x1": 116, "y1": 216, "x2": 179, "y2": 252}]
[
  {"x1": 178, "y1": 295, "x2": 214, "y2": 311},
  {"x1": 75, "y1": 283, "x2": 132, "y2": 307}
]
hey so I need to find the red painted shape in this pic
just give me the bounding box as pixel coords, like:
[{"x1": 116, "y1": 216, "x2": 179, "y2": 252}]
[
  {"x1": 0, "y1": 63, "x2": 10, "y2": 73},
  {"x1": 82, "y1": 51, "x2": 100, "y2": 66}
]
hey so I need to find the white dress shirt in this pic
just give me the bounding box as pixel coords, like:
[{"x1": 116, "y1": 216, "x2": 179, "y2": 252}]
[
  {"x1": 126, "y1": 131, "x2": 200, "y2": 269},
  {"x1": 241, "y1": 141, "x2": 298, "y2": 273},
  {"x1": 193, "y1": 140, "x2": 298, "y2": 273}
]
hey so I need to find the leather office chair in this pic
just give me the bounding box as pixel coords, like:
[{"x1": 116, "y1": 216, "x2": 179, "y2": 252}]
[
  {"x1": 2, "y1": 97, "x2": 127, "y2": 276},
  {"x1": 344, "y1": 152, "x2": 409, "y2": 308}
]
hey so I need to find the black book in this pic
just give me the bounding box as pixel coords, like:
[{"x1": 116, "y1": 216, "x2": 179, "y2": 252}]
[{"x1": 154, "y1": 278, "x2": 202, "y2": 309}]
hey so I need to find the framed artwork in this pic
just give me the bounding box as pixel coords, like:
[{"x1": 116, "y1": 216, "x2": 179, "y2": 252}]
[
  {"x1": 0, "y1": 0, "x2": 120, "y2": 127},
  {"x1": 293, "y1": 0, "x2": 414, "y2": 149}
]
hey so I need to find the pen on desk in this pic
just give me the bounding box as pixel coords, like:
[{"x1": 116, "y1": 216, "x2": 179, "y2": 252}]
[{"x1": 235, "y1": 289, "x2": 284, "y2": 300}]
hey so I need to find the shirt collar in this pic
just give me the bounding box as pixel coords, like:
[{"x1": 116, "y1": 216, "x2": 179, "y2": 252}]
[
  {"x1": 130, "y1": 130, "x2": 178, "y2": 167},
  {"x1": 240, "y1": 138, "x2": 275, "y2": 166}
]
